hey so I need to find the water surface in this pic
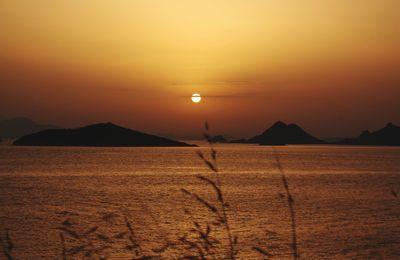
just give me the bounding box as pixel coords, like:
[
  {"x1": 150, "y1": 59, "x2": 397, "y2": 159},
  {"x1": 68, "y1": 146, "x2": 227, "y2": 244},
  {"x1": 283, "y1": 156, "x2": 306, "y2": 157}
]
[{"x1": 0, "y1": 144, "x2": 399, "y2": 259}]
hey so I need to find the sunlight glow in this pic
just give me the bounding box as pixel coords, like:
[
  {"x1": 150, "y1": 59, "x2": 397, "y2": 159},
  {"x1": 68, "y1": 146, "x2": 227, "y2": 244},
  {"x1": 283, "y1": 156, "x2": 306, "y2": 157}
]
[{"x1": 191, "y1": 93, "x2": 202, "y2": 103}]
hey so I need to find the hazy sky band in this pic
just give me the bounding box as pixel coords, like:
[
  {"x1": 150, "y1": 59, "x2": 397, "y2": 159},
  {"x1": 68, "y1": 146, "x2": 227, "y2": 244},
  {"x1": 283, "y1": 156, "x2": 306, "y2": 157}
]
[{"x1": 1, "y1": 0, "x2": 399, "y2": 138}]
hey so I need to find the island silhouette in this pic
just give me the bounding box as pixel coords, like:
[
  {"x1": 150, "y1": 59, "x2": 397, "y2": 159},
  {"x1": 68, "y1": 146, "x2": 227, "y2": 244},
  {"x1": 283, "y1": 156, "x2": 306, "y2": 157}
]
[
  {"x1": 340, "y1": 122, "x2": 400, "y2": 146},
  {"x1": 231, "y1": 121, "x2": 323, "y2": 145},
  {"x1": 13, "y1": 122, "x2": 195, "y2": 147}
]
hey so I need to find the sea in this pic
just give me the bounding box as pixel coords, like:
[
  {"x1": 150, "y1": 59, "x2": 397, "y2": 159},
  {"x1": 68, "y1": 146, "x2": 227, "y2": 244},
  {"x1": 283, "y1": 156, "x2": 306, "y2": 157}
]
[{"x1": 0, "y1": 144, "x2": 400, "y2": 259}]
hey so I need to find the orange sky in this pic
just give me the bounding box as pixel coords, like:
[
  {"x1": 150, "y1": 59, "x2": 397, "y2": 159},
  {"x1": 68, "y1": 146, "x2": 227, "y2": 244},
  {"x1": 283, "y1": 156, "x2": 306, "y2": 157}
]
[{"x1": 1, "y1": 0, "x2": 400, "y2": 138}]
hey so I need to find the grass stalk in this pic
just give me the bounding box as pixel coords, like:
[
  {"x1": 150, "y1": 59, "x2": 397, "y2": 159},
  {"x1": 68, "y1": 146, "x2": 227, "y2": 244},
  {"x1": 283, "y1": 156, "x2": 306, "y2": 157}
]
[
  {"x1": 273, "y1": 147, "x2": 299, "y2": 260},
  {"x1": 197, "y1": 122, "x2": 236, "y2": 259},
  {"x1": 0, "y1": 229, "x2": 14, "y2": 260}
]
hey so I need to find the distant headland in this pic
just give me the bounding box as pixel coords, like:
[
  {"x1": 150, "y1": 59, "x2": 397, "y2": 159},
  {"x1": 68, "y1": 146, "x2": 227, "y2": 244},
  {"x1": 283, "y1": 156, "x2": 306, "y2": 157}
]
[
  {"x1": 13, "y1": 123, "x2": 195, "y2": 147},
  {"x1": 339, "y1": 122, "x2": 400, "y2": 146}
]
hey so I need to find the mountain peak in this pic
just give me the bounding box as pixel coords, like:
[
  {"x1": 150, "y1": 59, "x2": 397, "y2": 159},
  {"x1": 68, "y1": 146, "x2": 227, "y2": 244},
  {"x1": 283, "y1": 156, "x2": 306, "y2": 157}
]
[
  {"x1": 85, "y1": 122, "x2": 119, "y2": 128},
  {"x1": 271, "y1": 121, "x2": 287, "y2": 128},
  {"x1": 386, "y1": 122, "x2": 395, "y2": 128},
  {"x1": 247, "y1": 121, "x2": 322, "y2": 145}
]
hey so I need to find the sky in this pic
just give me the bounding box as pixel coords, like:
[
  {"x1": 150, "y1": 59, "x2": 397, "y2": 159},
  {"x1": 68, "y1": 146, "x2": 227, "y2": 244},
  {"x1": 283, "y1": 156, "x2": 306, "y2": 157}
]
[{"x1": 1, "y1": 0, "x2": 399, "y2": 139}]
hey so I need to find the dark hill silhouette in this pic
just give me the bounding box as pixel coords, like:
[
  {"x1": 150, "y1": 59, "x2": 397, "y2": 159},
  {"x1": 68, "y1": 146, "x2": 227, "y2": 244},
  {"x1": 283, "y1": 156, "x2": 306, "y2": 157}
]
[
  {"x1": 13, "y1": 123, "x2": 195, "y2": 147},
  {"x1": 0, "y1": 117, "x2": 58, "y2": 139},
  {"x1": 210, "y1": 135, "x2": 228, "y2": 143},
  {"x1": 340, "y1": 123, "x2": 400, "y2": 146},
  {"x1": 246, "y1": 121, "x2": 323, "y2": 145},
  {"x1": 229, "y1": 138, "x2": 247, "y2": 143}
]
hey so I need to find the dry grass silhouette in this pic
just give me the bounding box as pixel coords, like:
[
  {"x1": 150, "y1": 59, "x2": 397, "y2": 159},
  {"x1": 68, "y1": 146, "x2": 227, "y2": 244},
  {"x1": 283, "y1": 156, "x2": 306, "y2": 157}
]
[
  {"x1": 251, "y1": 147, "x2": 299, "y2": 260},
  {"x1": 2, "y1": 213, "x2": 170, "y2": 259},
  {"x1": 55, "y1": 213, "x2": 161, "y2": 259},
  {"x1": 0, "y1": 229, "x2": 14, "y2": 260},
  {"x1": 273, "y1": 147, "x2": 298, "y2": 260},
  {"x1": 57, "y1": 217, "x2": 112, "y2": 259},
  {"x1": 178, "y1": 122, "x2": 238, "y2": 259}
]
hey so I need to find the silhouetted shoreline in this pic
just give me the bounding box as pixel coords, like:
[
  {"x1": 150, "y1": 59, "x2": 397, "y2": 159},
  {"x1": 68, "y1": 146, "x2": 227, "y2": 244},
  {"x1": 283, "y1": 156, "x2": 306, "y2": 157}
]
[
  {"x1": 337, "y1": 122, "x2": 400, "y2": 146},
  {"x1": 13, "y1": 123, "x2": 195, "y2": 147},
  {"x1": 6, "y1": 119, "x2": 400, "y2": 147}
]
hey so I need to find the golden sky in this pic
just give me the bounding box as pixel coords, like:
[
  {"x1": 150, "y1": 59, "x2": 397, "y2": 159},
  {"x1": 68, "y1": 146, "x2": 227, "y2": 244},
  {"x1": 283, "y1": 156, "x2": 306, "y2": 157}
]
[{"x1": 1, "y1": 0, "x2": 400, "y2": 138}]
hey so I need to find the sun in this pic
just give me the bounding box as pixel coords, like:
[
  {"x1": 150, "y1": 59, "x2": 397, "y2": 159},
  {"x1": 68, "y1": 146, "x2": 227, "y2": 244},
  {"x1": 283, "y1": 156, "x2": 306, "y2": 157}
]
[{"x1": 191, "y1": 93, "x2": 202, "y2": 103}]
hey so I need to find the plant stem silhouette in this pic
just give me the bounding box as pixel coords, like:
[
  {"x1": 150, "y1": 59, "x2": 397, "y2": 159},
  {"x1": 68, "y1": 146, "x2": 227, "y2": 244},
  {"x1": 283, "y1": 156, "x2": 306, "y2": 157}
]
[
  {"x1": 181, "y1": 122, "x2": 237, "y2": 259},
  {"x1": 0, "y1": 229, "x2": 14, "y2": 260},
  {"x1": 273, "y1": 147, "x2": 299, "y2": 260}
]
